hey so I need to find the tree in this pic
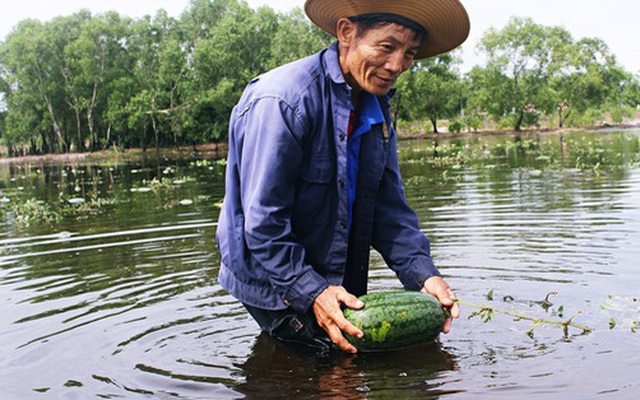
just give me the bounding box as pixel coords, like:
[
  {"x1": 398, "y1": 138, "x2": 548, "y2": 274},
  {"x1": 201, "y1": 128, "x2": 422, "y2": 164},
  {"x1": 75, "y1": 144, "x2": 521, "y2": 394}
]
[
  {"x1": 472, "y1": 17, "x2": 568, "y2": 131},
  {"x1": 394, "y1": 53, "x2": 463, "y2": 133},
  {"x1": 2, "y1": 19, "x2": 69, "y2": 152},
  {"x1": 122, "y1": 10, "x2": 190, "y2": 150},
  {"x1": 471, "y1": 17, "x2": 639, "y2": 130},
  {"x1": 267, "y1": 8, "x2": 332, "y2": 70},
  {"x1": 61, "y1": 11, "x2": 131, "y2": 151},
  {"x1": 10, "y1": 3, "x2": 640, "y2": 155},
  {"x1": 187, "y1": 0, "x2": 278, "y2": 144}
]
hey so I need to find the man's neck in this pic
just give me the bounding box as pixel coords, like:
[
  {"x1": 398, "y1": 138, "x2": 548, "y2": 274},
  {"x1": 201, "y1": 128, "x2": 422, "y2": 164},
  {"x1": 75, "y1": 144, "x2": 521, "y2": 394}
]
[{"x1": 351, "y1": 90, "x2": 363, "y2": 111}]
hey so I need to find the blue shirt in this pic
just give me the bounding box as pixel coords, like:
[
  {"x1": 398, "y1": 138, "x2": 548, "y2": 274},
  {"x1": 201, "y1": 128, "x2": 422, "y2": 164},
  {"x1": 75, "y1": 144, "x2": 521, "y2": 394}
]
[
  {"x1": 347, "y1": 93, "x2": 385, "y2": 230},
  {"x1": 216, "y1": 42, "x2": 441, "y2": 313}
]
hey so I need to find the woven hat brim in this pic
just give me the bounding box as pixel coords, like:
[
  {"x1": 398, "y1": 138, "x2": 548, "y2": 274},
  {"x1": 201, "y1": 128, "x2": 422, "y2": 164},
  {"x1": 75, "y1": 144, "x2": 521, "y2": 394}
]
[{"x1": 304, "y1": 0, "x2": 470, "y2": 59}]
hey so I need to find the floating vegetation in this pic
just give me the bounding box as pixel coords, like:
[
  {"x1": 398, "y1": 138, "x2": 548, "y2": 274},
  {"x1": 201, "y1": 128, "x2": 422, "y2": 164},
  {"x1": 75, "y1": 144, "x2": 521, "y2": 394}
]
[
  {"x1": 400, "y1": 131, "x2": 640, "y2": 174},
  {"x1": 0, "y1": 192, "x2": 117, "y2": 227},
  {"x1": 59, "y1": 196, "x2": 117, "y2": 219},
  {"x1": 457, "y1": 290, "x2": 593, "y2": 339},
  {"x1": 129, "y1": 176, "x2": 195, "y2": 193},
  {"x1": 601, "y1": 295, "x2": 640, "y2": 333},
  {"x1": 405, "y1": 175, "x2": 431, "y2": 186},
  {"x1": 2, "y1": 198, "x2": 62, "y2": 227},
  {"x1": 189, "y1": 158, "x2": 227, "y2": 168},
  {"x1": 462, "y1": 289, "x2": 640, "y2": 337}
]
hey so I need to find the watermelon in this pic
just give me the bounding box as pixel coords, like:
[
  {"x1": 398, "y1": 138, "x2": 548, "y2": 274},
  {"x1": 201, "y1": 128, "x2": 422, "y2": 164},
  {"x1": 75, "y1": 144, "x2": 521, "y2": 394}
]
[{"x1": 343, "y1": 290, "x2": 446, "y2": 351}]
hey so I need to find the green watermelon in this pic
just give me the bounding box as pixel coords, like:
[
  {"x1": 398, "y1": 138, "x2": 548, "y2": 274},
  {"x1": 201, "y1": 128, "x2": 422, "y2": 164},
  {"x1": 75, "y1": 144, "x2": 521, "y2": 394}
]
[{"x1": 343, "y1": 290, "x2": 446, "y2": 351}]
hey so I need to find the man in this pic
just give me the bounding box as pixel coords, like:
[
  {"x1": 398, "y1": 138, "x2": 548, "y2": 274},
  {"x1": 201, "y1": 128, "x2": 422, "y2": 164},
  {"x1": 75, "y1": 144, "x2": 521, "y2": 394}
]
[{"x1": 216, "y1": 0, "x2": 470, "y2": 353}]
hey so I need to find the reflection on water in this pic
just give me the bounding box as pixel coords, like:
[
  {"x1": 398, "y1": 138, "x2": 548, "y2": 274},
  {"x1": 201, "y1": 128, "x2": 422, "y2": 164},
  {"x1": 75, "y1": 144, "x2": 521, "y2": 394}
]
[
  {"x1": 235, "y1": 333, "x2": 459, "y2": 399},
  {"x1": 1, "y1": 130, "x2": 639, "y2": 399}
]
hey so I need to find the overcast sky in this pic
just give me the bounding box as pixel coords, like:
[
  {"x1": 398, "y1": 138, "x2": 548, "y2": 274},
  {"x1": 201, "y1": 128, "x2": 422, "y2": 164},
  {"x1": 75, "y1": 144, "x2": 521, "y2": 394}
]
[{"x1": 1, "y1": 0, "x2": 639, "y2": 74}]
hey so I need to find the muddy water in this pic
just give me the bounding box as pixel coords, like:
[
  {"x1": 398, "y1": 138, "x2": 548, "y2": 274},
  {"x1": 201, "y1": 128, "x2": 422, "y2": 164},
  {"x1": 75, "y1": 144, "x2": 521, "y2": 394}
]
[{"x1": 1, "y1": 130, "x2": 639, "y2": 399}]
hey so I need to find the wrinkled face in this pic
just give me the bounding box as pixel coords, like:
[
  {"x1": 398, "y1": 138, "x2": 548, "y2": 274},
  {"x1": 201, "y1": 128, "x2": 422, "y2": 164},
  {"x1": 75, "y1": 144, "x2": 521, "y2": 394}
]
[{"x1": 338, "y1": 20, "x2": 422, "y2": 96}]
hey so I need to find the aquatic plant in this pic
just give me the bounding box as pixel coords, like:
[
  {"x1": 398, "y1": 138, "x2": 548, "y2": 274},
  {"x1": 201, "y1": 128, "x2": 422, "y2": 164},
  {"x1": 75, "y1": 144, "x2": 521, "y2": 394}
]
[
  {"x1": 2, "y1": 198, "x2": 62, "y2": 227},
  {"x1": 456, "y1": 290, "x2": 593, "y2": 339},
  {"x1": 601, "y1": 295, "x2": 640, "y2": 333},
  {"x1": 59, "y1": 196, "x2": 117, "y2": 219},
  {"x1": 400, "y1": 131, "x2": 640, "y2": 176}
]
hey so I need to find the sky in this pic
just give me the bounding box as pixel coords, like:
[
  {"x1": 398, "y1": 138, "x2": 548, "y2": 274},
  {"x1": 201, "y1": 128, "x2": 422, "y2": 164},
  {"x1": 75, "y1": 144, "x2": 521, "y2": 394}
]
[{"x1": 1, "y1": 0, "x2": 639, "y2": 75}]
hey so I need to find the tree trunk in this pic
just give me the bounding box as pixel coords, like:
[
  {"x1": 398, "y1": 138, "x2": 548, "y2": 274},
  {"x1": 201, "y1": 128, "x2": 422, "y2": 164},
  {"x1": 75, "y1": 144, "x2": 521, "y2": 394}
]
[
  {"x1": 104, "y1": 124, "x2": 111, "y2": 151},
  {"x1": 87, "y1": 81, "x2": 98, "y2": 151},
  {"x1": 558, "y1": 102, "x2": 571, "y2": 128},
  {"x1": 152, "y1": 116, "x2": 159, "y2": 151},
  {"x1": 515, "y1": 110, "x2": 524, "y2": 131},
  {"x1": 44, "y1": 94, "x2": 67, "y2": 152},
  {"x1": 73, "y1": 108, "x2": 83, "y2": 153},
  {"x1": 431, "y1": 117, "x2": 439, "y2": 134}
]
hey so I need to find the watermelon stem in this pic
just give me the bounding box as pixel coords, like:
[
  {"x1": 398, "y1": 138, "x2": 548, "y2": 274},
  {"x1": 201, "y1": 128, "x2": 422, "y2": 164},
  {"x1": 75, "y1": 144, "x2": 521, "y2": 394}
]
[{"x1": 453, "y1": 298, "x2": 593, "y2": 337}]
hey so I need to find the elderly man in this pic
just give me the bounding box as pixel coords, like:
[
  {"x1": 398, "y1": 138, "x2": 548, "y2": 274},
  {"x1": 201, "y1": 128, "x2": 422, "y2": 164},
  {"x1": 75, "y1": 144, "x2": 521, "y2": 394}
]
[{"x1": 216, "y1": 0, "x2": 470, "y2": 353}]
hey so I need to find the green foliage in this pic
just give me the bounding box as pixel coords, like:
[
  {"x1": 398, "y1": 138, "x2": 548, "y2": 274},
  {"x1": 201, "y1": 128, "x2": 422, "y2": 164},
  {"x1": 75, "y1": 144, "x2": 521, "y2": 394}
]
[
  {"x1": 267, "y1": 8, "x2": 333, "y2": 69},
  {"x1": 0, "y1": 0, "x2": 323, "y2": 155},
  {"x1": 469, "y1": 17, "x2": 639, "y2": 131},
  {"x1": 0, "y1": 3, "x2": 639, "y2": 155},
  {"x1": 394, "y1": 54, "x2": 464, "y2": 133},
  {"x1": 1, "y1": 198, "x2": 62, "y2": 227},
  {"x1": 448, "y1": 119, "x2": 464, "y2": 133}
]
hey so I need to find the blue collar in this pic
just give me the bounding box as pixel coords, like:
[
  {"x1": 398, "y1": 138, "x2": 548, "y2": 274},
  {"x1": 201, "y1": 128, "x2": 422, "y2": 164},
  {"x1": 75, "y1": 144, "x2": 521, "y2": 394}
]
[{"x1": 351, "y1": 93, "x2": 385, "y2": 138}]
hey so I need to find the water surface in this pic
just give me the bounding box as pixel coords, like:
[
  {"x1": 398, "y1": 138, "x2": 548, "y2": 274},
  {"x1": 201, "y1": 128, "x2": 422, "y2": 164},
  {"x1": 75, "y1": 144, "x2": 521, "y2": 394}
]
[{"x1": 1, "y1": 130, "x2": 639, "y2": 399}]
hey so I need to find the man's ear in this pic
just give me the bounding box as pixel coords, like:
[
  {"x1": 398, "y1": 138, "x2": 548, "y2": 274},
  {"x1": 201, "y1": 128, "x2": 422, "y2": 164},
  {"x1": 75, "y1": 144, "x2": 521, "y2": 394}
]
[{"x1": 336, "y1": 17, "x2": 356, "y2": 45}]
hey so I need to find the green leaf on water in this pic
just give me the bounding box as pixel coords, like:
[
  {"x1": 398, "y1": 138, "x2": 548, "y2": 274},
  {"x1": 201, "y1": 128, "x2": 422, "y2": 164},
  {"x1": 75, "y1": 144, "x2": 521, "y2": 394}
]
[{"x1": 486, "y1": 289, "x2": 494, "y2": 301}]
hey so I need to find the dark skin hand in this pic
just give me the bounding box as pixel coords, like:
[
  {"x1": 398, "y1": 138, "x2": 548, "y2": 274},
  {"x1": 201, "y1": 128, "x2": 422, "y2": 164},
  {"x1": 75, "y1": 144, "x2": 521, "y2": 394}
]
[
  {"x1": 312, "y1": 285, "x2": 364, "y2": 353},
  {"x1": 313, "y1": 277, "x2": 459, "y2": 353},
  {"x1": 421, "y1": 276, "x2": 460, "y2": 333}
]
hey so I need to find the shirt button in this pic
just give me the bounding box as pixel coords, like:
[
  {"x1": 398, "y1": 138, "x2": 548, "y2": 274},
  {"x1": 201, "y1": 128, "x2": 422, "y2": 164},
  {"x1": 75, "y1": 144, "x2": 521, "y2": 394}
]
[
  {"x1": 340, "y1": 221, "x2": 347, "y2": 230},
  {"x1": 339, "y1": 134, "x2": 346, "y2": 142},
  {"x1": 339, "y1": 179, "x2": 345, "y2": 188}
]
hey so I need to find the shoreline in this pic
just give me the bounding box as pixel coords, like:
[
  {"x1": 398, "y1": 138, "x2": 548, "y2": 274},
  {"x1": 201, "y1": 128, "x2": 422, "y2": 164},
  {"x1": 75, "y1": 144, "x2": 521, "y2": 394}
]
[
  {"x1": 1, "y1": 123, "x2": 639, "y2": 165},
  {"x1": 0, "y1": 143, "x2": 229, "y2": 165},
  {"x1": 398, "y1": 122, "x2": 640, "y2": 141}
]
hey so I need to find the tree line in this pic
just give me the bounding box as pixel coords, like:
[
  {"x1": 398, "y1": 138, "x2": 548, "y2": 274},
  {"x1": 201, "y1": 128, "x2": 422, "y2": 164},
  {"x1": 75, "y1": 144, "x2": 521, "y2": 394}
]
[{"x1": 0, "y1": 0, "x2": 638, "y2": 156}]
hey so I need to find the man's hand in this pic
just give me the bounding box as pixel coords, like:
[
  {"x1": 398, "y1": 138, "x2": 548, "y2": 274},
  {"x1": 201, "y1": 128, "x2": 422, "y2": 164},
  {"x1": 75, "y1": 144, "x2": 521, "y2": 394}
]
[
  {"x1": 312, "y1": 285, "x2": 364, "y2": 353},
  {"x1": 421, "y1": 276, "x2": 460, "y2": 334}
]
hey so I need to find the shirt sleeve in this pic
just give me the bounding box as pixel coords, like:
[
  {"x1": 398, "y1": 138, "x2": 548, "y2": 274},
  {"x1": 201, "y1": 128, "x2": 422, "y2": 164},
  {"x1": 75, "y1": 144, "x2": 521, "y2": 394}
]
[
  {"x1": 234, "y1": 96, "x2": 329, "y2": 313},
  {"x1": 371, "y1": 132, "x2": 442, "y2": 290}
]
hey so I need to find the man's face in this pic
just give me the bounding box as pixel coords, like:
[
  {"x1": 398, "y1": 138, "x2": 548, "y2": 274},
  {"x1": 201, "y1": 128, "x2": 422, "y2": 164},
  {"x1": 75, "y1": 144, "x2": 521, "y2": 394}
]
[{"x1": 340, "y1": 21, "x2": 421, "y2": 96}]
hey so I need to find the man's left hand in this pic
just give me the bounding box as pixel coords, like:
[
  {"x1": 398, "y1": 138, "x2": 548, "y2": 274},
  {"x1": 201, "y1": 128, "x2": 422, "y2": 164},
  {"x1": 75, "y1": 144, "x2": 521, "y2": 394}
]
[{"x1": 421, "y1": 276, "x2": 459, "y2": 334}]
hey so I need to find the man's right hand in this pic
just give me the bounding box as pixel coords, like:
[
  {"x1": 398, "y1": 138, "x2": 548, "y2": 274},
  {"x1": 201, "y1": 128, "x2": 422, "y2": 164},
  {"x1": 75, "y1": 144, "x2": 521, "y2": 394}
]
[{"x1": 312, "y1": 285, "x2": 364, "y2": 353}]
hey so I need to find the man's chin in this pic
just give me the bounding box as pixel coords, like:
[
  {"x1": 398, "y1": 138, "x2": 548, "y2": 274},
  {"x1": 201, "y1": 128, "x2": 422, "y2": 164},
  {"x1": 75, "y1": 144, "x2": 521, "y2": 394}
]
[{"x1": 370, "y1": 86, "x2": 392, "y2": 96}]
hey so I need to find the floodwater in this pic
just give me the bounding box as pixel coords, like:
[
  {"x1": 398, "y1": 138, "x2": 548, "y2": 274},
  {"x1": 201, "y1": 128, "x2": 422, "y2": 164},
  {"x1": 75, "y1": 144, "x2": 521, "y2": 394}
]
[{"x1": 1, "y1": 130, "x2": 639, "y2": 399}]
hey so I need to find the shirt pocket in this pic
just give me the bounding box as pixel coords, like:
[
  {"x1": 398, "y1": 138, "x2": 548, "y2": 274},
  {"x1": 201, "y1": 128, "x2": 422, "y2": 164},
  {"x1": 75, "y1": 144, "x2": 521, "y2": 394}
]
[{"x1": 295, "y1": 152, "x2": 335, "y2": 228}]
